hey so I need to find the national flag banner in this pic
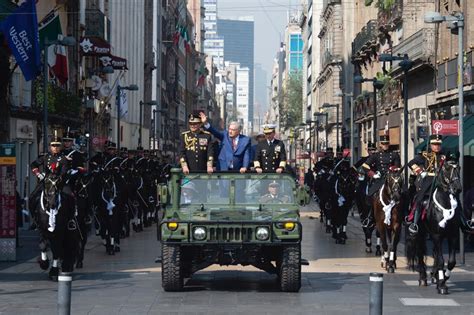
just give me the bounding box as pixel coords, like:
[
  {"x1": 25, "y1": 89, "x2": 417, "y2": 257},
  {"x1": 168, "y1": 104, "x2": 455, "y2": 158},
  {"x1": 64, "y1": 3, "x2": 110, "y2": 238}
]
[
  {"x1": 1, "y1": 0, "x2": 41, "y2": 81},
  {"x1": 119, "y1": 89, "x2": 128, "y2": 118},
  {"x1": 39, "y1": 9, "x2": 68, "y2": 84}
]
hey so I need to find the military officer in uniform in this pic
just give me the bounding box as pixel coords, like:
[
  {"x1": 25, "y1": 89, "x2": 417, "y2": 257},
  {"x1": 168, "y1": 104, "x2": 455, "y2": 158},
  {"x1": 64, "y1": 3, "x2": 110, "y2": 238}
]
[
  {"x1": 62, "y1": 129, "x2": 86, "y2": 181},
  {"x1": 314, "y1": 148, "x2": 335, "y2": 175},
  {"x1": 254, "y1": 124, "x2": 287, "y2": 173},
  {"x1": 259, "y1": 181, "x2": 290, "y2": 203},
  {"x1": 103, "y1": 141, "x2": 121, "y2": 171},
  {"x1": 179, "y1": 112, "x2": 214, "y2": 175},
  {"x1": 362, "y1": 135, "x2": 401, "y2": 196},
  {"x1": 29, "y1": 133, "x2": 70, "y2": 222},
  {"x1": 406, "y1": 134, "x2": 446, "y2": 234}
]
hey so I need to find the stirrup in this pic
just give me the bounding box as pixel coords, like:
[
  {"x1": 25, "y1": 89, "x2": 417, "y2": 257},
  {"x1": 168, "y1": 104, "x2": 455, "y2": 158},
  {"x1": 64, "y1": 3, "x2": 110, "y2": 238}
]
[
  {"x1": 408, "y1": 223, "x2": 419, "y2": 235},
  {"x1": 466, "y1": 220, "x2": 474, "y2": 230},
  {"x1": 404, "y1": 215, "x2": 412, "y2": 224}
]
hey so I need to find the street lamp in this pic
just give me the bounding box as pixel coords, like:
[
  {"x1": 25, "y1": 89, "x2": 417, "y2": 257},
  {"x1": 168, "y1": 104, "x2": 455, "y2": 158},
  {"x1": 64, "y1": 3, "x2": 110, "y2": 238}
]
[
  {"x1": 354, "y1": 76, "x2": 385, "y2": 145},
  {"x1": 116, "y1": 84, "x2": 139, "y2": 150},
  {"x1": 424, "y1": 10, "x2": 465, "y2": 263},
  {"x1": 322, "y1": 103, "x2": 340, "y2": 152},
  {"x1": 314, "y1": 111, "x2": 329, "y2": 151},
  {"x1": 379, "y1": 53, "x2": 414, "y2": 188},
  {"x1": 336, "y1": 90, "x2": 355, "y2": 165},
  {"x1": 138, "y1": 100, "x2": 157, "y2": 147},
  {"x1": 42, "y1": 36, "x2": 76, "y2": 153}
]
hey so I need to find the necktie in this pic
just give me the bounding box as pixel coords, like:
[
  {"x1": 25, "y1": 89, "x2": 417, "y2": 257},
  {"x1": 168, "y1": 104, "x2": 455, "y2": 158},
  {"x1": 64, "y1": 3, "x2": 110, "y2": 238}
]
[{"x1": 232, "y1": 137, "x2": 237, "y2": 151}]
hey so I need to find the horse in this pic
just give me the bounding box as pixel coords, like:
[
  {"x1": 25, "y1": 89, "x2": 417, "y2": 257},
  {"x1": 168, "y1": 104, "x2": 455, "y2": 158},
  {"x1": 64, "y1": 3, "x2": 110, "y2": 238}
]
[
  {"x1": 35, "y1": 172, "x2": 79, "y2": 280},
  {"x1": 98, "y1": 170, "x2": 122, "y2": 255},
  {"x1": 314, "y1": 168, "x2": 334, "y2": 231},
  {"x1": 406, "y1": 159, "x2": 462, "y2": 294},
  {"x1": 354, "y1": 168, "x2": 382, "y2": 255},
  {"x1": 74, "y1": 173, "x2": 95, "y2": 268},
  {"x1": 372, "y1": 167, "x2": 404, "y2": 273},
  {"x1": 330, "y1": 160, "x2": 358, "y2": 244}
]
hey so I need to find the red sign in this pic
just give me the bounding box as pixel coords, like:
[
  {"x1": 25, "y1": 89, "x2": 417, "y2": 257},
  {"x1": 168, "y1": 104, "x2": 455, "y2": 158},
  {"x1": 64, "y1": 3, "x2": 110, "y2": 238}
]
[
  {"x1": 92, "y1": 136, "x2": 108, "y2": 148},
  {"x1": 432, "y1": 120, "x2": 459, "y2": 136}
]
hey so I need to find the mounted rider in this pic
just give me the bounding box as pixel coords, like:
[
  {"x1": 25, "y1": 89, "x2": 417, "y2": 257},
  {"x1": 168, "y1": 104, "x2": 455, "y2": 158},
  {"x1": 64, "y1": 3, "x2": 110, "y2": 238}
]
[
  {"x1": 62, "y1": 129, "x2": 86, "y2": 185},
  {"x1": 314, "y1": 147, "x2": 335, "y2": 176},
  {"x1": 361, "y1": 134, "x2": 401, "y2": 196},
  {"x1": 404, "y1": 134, "x2": 473, "y2": 234}
]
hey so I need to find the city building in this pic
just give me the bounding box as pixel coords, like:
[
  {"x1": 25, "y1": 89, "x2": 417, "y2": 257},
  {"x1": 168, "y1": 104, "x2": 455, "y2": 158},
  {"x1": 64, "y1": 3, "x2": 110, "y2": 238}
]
[{"x1": 203, "y1": 0, "x2": 225, "y2": 69}]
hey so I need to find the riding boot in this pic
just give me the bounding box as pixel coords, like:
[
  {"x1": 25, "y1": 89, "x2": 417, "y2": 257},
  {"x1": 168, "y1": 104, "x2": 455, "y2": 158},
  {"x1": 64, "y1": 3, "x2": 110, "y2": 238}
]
[{"x1": 408, "y1": 204, "x2": 421, "y2": 235}]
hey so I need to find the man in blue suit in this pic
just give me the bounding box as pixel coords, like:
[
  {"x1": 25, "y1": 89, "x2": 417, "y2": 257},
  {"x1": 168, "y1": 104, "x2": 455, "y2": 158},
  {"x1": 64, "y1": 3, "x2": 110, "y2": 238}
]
[{"x1": 199, "y1": 112, "x2": 250, "y2": 173}]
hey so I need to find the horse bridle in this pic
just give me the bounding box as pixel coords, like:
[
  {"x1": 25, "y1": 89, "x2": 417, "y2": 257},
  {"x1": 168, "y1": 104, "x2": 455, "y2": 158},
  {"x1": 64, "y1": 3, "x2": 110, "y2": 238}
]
[
  {"x1": 41, "y1": 176, "x2": 62, "y2": 210},
  {"x1": 77, "y1": 176, "x2": 92, "y2": 199},
  {"x1": 438, "y1": 162, "x2": 460, "y2": 194}
]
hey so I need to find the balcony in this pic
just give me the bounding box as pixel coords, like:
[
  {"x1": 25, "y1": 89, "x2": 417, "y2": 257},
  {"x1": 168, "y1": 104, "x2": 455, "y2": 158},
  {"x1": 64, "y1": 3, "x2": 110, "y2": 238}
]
[
  {"x1": 323, "y1": 0, "x2": 341, "y2": 14},
  {"x1": 351, "y1": 20, "x2": 378, "y2": 64},
  {"x1": 322, "y1": 50, "x2": 341, "y2": 69},
  {"x1": 437, "y1": 52, "x2": 474, "y2": 94},
  {"x1": 85, "y1": 9, "x2": 111, "y2": 41},
  {"x1": 377, "y1": 0, "x2": 403, "y2": 33},
  {"x1": 392, "y1": 28, "x2": 435, "y2": 68}
]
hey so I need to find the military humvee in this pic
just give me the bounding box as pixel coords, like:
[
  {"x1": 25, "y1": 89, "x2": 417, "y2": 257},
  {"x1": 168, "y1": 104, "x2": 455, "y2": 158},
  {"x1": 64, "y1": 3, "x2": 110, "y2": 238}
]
[{"x1": 159, "y1": 168, "x2": 302, "y2": 292}]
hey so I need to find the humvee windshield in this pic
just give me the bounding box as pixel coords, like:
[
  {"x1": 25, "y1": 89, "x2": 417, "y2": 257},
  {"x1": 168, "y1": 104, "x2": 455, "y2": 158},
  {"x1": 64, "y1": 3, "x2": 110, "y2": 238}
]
[{"x1": 179, "y1": 178, "x2": 294, "y2": 205}]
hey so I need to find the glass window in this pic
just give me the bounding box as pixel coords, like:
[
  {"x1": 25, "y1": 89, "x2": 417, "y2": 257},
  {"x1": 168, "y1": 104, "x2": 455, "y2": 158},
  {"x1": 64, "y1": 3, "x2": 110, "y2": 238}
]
[
  {"x1": 180, "y1": 179, "x2": 229, "y2": 205},
  {"x1": 235, "y1": 179, "x2": 294, "y2": 204}
]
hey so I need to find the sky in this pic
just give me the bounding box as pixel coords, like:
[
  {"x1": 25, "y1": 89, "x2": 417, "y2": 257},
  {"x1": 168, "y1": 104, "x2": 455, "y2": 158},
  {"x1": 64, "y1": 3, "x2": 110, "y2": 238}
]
[{"x1": 217, "y1": 0, "x2": 301, "y2": 83}]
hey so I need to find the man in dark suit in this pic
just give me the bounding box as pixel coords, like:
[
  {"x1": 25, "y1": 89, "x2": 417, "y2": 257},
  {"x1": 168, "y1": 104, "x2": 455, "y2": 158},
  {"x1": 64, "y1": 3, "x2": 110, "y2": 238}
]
[
  {"x1": 200, "y1": 112, "x2": 250, "y2": 173},
  {"x1": 254, "y1": 124, "x2": 287, "y2": 173}
]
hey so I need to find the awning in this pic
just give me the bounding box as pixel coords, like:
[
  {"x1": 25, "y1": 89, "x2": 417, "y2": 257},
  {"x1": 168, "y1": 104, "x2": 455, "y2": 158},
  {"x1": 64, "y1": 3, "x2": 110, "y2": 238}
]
[
  {"x1": 415, "y1": 115, "x2": 474, "y2": 156},
  {"x1": 99, "y1": 54, "x2": 128, "y2": 70},
  {"x1": 79, "y1": 36, "x2": 111, "y2": 55}
]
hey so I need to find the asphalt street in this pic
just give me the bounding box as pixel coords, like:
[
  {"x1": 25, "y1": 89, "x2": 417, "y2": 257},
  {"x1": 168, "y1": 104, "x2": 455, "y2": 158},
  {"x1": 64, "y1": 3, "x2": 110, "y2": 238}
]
[{"x1": 1, "y1": 203, "x2": 474, "y2": 314}]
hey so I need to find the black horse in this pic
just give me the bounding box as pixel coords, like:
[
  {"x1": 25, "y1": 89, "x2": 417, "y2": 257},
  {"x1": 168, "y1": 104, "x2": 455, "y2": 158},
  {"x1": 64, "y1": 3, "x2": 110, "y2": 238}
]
[
  {"x1": 35, "y1": 173, "x2": 79, "y2": 280},
  {"x1": 354, "y1": 169, "x2": 382, "y2": 255},
  {"x1": 74, "y1": 173, "x2": 95, "y2": 268},
  {"x1": 330, "y1": 160, "x2": 357, "y2": 244},
  {"x1": 373, "y1": 168, "x2": 403, "y2": 273},
  {"x1": 406, "y1": 159, "x2": 462, "y2": 294},
  {"x1": 98, "y1": 170, "x2": 122, "y2": 255},
  {"x1": 314, "y1": 168, "x2": 334, "y2": 231}
]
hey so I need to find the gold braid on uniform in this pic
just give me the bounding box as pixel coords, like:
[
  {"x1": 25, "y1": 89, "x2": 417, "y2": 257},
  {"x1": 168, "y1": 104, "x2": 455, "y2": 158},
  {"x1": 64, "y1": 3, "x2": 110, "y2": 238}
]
[
  {"x1": 422, "y1": 151, "x2": 436, "y2": 172},
  {"x1": 184, "y1": 133, "x2": 197, "y2": 151}
]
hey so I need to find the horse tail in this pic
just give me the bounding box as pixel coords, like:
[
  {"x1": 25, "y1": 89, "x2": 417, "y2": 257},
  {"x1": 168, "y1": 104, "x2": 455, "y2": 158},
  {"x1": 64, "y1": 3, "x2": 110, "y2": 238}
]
[{"x1": 405, "y1": 228, "x2": 426, "y2": 271}]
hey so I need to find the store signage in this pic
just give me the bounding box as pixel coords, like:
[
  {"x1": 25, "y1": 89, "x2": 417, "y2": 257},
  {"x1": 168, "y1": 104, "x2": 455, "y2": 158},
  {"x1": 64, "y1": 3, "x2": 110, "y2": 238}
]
[{"x1": 432, "y1": 120, "x2": 459, "y2": 136}]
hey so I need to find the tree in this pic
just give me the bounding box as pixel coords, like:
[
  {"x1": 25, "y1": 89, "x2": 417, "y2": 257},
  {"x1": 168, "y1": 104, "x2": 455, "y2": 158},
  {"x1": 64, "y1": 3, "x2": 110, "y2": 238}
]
[{"x1": 279, "y1": 71, "x2": 303, "y2": 131}]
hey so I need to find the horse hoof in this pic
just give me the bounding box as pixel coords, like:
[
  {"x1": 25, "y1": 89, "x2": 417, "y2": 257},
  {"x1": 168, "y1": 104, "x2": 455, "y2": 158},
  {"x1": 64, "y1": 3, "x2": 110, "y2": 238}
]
[
  {"x1": 114, "y1": 246, "x2": 120, "y2": 253},
  {"x1": 365, "y1": 247, "x2": 372, "y2": 254},
  {"x1": 341, "y1": 232, "x2": 347, "y2": 240},
  {"x1": 325, "y1": 227, "x2": 331, "y2": 233},
  {"x1": 419, "y1": 279, "x2": 428, "y2": 287},
  {"x1": 375, "y1": 250, "x2": 381, "y2": 256},
  {"x1": 106, "y1": 246, "x2": 115, "y2": 255},
  {"x1": 37, "y1": 258, "x2": 50, "y2": 270},
  {"x1": 339, "y1": 239, "x2": 345, "y2": 245},
  {"x1": 76, "y1": 261, "x2": 83, "y2": 269},
  {"x1": 319, "y1": 217, "x2": 324, "y2": 223},
  {"x1": 438, "y1": 287, "x2": 449, "y2": 295},
  {"x1": 388, "y1": 267, "x2": 395, "y2": 274},
  {"x1": 431, "y1": 277, "x2": 437, "y2": 284},
  {"x1": 48, "y1": 267, "x2": 59, "y2": 281}
]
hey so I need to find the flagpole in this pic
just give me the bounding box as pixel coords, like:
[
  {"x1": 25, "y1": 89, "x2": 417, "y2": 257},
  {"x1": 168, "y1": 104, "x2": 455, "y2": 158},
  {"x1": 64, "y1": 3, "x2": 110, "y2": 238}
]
[{"x1": 43, "y1": 39, "x2": 49, "y2": 153}]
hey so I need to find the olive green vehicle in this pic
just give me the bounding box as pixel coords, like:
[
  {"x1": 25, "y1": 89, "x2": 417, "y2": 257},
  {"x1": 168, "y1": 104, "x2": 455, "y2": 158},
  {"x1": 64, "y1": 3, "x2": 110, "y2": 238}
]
[{"x1": 159, "y1": 168, "x2": 303, "y2": 292}]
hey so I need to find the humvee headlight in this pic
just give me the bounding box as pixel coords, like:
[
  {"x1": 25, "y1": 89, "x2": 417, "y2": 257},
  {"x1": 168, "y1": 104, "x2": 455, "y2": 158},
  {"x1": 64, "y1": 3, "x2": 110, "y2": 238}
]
[
  {"x1": 193, "y1": 227, "x2": 207, "y2": 240},
  {"x1": 256, "y1": 227, "x2": 270, "y2": 241},
  {"x1": 284, "y1": 222, "x2": 296, "y2": 231},
  {"x1": 167, "y1": 222, "x2": 178, "y2": 231}
]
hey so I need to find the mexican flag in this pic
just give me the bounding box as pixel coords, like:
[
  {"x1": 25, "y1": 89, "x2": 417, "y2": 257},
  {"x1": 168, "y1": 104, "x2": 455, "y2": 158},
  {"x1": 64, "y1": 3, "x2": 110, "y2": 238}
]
[{"x1": 38, "y1": 9, "x2": 68, "y2": 85}]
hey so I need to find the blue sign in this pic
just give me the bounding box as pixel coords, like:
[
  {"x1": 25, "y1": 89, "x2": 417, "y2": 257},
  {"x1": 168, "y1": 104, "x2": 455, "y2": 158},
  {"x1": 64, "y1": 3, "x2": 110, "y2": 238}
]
[{"x1": 1, "y1": 0, "x2": 41, "y2": 81}]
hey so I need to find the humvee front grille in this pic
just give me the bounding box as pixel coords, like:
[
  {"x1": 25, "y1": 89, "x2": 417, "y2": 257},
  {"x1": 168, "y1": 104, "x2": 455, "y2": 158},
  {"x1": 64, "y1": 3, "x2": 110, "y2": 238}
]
[{"x1": 208, "y1": 226, "x2": 254, "y2": 242}]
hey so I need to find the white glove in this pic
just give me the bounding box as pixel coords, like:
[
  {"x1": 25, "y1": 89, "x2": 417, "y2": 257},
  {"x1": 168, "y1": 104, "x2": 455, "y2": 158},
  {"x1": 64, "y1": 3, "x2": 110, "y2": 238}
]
[
  {"x1": 69, "y1": 169, "x2": 79, "y2": 175},
  {"x1": 329, "y1": 170, "x2": 334, "y2": 176},
  {"x1": 373, "y1": 171, "x2": 381, "y2": 179},
  {"x1": 37, "y1": 172, "x2": 45, "y2": 181},
  {"x1": 420, "y1": 171, "x2": 427, "y2": 179}
]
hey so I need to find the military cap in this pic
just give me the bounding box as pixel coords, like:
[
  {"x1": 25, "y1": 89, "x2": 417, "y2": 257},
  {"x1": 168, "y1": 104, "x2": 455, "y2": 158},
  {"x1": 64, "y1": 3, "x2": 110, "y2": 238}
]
[
  {"x1": 430, "y1": 134, "x2": 442, "y2": 144},
  {"x1": 255, "y1": 133, "x2": 265, "y2": 140},
  {"x1": 368, "y1": 141, "x2": 377, "y2": 150},
  {"x1": 263, "y1": 124, "x2": 276, "y2": 134},
  {"x1": 380, "y1": 135, "x2": 390, "y2": 144},
  {"x1": 136, "y1": 146, "x2": 144, "y2": 151},
  {"x1": 63, "y1": 127, "x2": 74, "y2": 141},
  {"x1": 144, "y1": 149, "x2": 150, "y2": 154},
  {"x1": 326, "y1": 147, "x2": 334, "y2": 153},
  {"x1": 105, "y1": 141, "x2": 117, "y2": 149},
  {"x1": 120, "y1": 147, "x2": 128, "y2": 153},
  {"x1": 269, "y1": 181, "x2": 280, "y2": 188},
  {"x1": 336, "y1": 146, "x2": 343, "y2": 154},
  {"x1": 188, "y1": 110, "x2": 203, "y2": 123},
  {"x1": 50, "y1": 130, "x2": 61, "y2": 145}
]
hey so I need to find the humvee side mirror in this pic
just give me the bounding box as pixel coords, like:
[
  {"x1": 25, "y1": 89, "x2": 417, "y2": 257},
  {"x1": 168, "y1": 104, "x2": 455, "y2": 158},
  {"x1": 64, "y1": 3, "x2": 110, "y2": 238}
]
[{"x1": 159, "y1": 184, "x2": 169, "y2": 205}]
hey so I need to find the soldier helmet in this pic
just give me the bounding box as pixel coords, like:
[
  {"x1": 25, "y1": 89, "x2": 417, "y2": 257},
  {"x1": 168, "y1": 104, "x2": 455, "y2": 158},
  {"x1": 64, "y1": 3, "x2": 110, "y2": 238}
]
[
  {"x1": 136, "y1": 146, "x2": 144, "y2": 151},
  {"x1": 326, "y1": 147, "x2": 334, "y2": 153},
  {"x1": 380, "y1": 135, "x2": 390, "y2": 145},
  {"x1": 429, "y1": 134, "x2": 442, "y2": 145},
  {"x1": 144, "y1": 149, "x2": 150, "y2": 154},
  {"x1": 188, "y1": 110, "x2": 203, "y2": 123},
  {"x1": 63, "y1": 127, "x2": 74, "y2": 141},
  {"x1": 263, "y1": 124, "x2": 276, "y2": 134},
  {"x1": 336, "y1": 146, "x2": 343, "y2": 154},
  {"x1": 50, "y1": 130, "x2": 62, "y2": 146},
  {"x1": 120, "y1": 147, "x2": 128, "y2": 153},
  {"x1": 105, "y1": 141, "x2": 117, "y2": 149}
]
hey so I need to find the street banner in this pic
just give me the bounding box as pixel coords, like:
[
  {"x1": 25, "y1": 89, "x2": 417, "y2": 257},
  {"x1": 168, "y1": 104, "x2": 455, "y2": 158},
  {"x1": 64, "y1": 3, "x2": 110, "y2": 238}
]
[
  {"x1": 1, "y1": 0, "x2": 41, "y2": 81},
  {"x1": 432, "y1": 120, "x2": 459, "y2": 136},
  {"x1": 0, "y1": 143, "x2": 16, "y2": 261},
  {"x1": 119, "y1": 89, "x2": 128, "y2": 118}
]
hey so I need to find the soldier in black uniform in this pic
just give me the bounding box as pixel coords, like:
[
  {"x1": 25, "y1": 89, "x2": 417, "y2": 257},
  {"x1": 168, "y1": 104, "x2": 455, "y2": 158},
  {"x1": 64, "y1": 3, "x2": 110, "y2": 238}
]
[
  {"x1": 254, "y1": 124, "x2": 287, "y2": 173},
  {"x1": 354, "y1": 142, "x2": 377, "y2": 169},
  {"x1": 179, "y1": 112, "x2": 214, "y2": 175},
  {"x1": 62, "y1": 130, "x2": 86, "y2": 182},
  {"x1": 362, "y1": 135, "x2": 401, "y2": 196},
  {"x1": 30, "y1": 133, "x2": 70, "y2": 222},
  {"x1": 314, "y1": 148, "x2": 335, "y2": 174},
  {"x1": 103, "y1": 141, "x2": 121, "y2": 171},
  {"x1": 406, "y1": 134, "x2": 445, "y2": 234}
]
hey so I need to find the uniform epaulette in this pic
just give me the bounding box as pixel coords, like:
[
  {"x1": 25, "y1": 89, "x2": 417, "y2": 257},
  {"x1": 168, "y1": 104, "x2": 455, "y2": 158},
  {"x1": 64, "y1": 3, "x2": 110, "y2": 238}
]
[
  {"x1": 422, "y1": 151, "x2": 432, "y2": 158},
  {"x1": 201, "y1": 130, "x2": 211, "y2": 134},
  {"x1": 182, "y1": 131, "x2": 190, "y2": 134}
]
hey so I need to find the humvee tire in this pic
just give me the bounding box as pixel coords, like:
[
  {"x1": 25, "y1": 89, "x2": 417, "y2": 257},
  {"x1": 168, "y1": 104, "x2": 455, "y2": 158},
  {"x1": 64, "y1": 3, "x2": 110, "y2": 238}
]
[
  {"x1": 162, "y1": 244, "x2": 183, "y2": 291},
  {"x1": 279, "y1": 245, "x2": 301, "y2": 292}
]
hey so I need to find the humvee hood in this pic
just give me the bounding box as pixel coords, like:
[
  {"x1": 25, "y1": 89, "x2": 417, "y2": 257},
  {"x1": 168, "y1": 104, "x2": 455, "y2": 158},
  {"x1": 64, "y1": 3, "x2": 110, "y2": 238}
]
[{"x1": 180, "y1": 207, "x2": 298, "y2": 222}]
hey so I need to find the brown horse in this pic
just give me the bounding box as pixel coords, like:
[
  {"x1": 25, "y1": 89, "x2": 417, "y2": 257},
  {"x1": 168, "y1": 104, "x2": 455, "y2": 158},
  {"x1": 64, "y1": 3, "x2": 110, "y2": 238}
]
[{"x1": 373, "y1": 167, "x2": 403, "y2": 273}]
